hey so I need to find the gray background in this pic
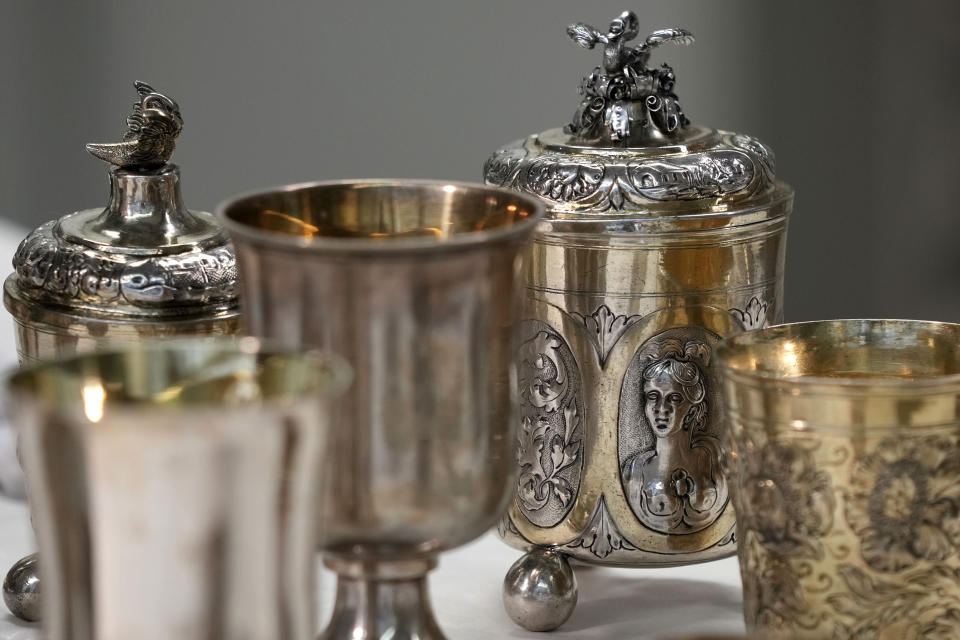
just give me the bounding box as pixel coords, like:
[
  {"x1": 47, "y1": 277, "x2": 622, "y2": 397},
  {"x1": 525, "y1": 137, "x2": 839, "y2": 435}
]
[{"x1": 1, "y1": 1, "x2": 958, "y2": 322}]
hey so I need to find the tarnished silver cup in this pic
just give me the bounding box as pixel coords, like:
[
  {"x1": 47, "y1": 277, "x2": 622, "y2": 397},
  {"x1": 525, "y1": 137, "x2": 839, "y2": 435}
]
[
  {"x1": 7, "y1": 338, "x2": 350, "y2": 640},
  {"x1": 219, "y1": 180, "x2": 543, "y2": 640}
]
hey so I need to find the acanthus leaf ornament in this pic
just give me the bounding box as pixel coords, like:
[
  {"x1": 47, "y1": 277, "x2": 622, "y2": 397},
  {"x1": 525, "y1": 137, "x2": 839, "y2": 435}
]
[
  {"x1": 565, "y1": 496, "x2": 637, "y2": 559},
  {"x1": 483, "y1": 146, "x2": 527, "y2": 187},
  {"x1": 516, "y1": 402, "x2": 582, "y2": 512},
  {"x1": 730, "y1": 296, "x2": 770, "y2": 331},
  {"x1": 516, "y1": 325, "x2": 585, "y2": 526},
  {"x1": 570, "y1": 304, "x2": 641, "y2": 368}
]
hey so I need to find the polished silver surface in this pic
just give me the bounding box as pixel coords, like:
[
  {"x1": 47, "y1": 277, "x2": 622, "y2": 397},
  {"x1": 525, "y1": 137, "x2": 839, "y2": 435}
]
[
  {"x1": 486, "y1": 8, "x2": 795, "y2": 631},
  {"x1": 6, "y1": 339, "x2": 348, "y2": 640},
  {"x1": 2, "y1": 553, "x2": 39, "y2": 622},
  {"x1": 503, "y1": 548, "x2": 578, "y2": 632},
  {"x1": 86, "y1": 81, "x2": 183, "y2": 169},
  {"x1": 7, "y1": 79, "x2": 235, "y2": 326},
  {"x1": 319, "y1": 557, "x2": 444, "y2": 640},
  {"x1": 1, "y1": 82, "x2": 241, "y2": 622},
  {"x1": 10, "y1": 166, "x2": 235, "y2": 321},
  {"x1": 219, "y1": 179, "x2": 543, "y2": 640},
  {"x1": 484, "y1": 128, "x2": 782, "y2": 216},
  {"x1": 566, "y1": 11, "x2": 693, "y2": 145}
]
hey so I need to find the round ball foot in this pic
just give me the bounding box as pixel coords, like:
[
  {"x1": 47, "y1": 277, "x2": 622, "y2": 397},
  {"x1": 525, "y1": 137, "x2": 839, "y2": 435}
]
[
  {"x1": 503, "y1": 548, "x2": 577, "y2": 632},
  {"x1": 3, "y1": 553, "x2": 40, "y2": 622}
]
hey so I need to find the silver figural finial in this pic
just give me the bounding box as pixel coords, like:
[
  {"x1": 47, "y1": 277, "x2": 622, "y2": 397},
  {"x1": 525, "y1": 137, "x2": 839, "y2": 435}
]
[
  {"x1": 86, "y1": 81, "x2": 183, "y2": 170},
  {"x1": 565, "y1": 11, "x2": 694, "y2": 144}
]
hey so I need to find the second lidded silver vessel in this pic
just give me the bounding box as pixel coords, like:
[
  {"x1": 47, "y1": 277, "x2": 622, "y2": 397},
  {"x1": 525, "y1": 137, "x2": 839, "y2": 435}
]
[
  {"x1": 4, "y1": 81, "x2": 239, "y2": 365},
  {"x1": 1, "y1": 81, "x2": 240, "y2": 622},
  {"x1": 485, "y1": 10, "x2": 794, "y2": 630}
]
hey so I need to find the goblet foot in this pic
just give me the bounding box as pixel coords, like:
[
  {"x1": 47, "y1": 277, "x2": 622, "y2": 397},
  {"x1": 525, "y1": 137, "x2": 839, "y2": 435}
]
[
  {"x1": 503, "y1": 547, "x2": 577, "y2": 632},
  {"x1": 3, "y1": 552, "x2": 40, "y2": 622},
  {"x1": 320, "y1": 555, "x2": 446, "y2": 640}
]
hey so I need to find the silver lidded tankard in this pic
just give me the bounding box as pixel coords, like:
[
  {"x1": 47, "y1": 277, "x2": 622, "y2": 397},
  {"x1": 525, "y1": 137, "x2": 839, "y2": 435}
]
[{"x1": 485, "y1": 10, "x2": 794, "y2": 630}]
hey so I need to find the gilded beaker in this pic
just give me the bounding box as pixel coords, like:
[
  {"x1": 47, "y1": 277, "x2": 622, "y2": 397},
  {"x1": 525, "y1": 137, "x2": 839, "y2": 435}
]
[{"x1": 717, "y1": 319, "x2": 960, "y2": 639}]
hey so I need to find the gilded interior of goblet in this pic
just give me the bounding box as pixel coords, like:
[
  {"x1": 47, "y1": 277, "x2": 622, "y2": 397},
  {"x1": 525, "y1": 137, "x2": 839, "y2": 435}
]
[
  {"x1": 216, "y1": 181, "x2": 544, "y2": 552},
  {"x1": 717, "y1": 320, "x2": 960, "y2": 639},
  {"x1": 219, "y1": 180, "x2": 540, "y2": 247}
]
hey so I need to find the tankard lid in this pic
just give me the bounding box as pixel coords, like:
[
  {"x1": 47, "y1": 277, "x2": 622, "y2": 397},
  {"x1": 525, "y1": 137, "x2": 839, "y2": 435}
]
[
  {"x1": 5, "y1": 81, "x2": 238, "y2": 322},
  {"x1": 484, "y1": 10, "x2": 792, "y2": 227}
]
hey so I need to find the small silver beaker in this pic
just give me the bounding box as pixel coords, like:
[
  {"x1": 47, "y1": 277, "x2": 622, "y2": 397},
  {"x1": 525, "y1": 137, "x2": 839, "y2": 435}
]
[{"x1": 7, "y1": 339, "x2": 349, "y2": 640}]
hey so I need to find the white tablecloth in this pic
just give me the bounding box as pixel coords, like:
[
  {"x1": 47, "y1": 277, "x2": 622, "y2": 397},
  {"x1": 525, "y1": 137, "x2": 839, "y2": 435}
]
[{"x1": 0, "y1": 222, "x2": 747, "y2": 639}]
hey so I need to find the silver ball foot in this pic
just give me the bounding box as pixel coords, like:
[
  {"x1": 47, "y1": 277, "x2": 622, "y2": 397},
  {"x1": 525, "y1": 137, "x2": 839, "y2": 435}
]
[
  {"x1": 503, "y1": 548, "x2": 577, "y2": 632},
  {"x1": 3, "y1": 553, "x2": 40, "y2": 622}
]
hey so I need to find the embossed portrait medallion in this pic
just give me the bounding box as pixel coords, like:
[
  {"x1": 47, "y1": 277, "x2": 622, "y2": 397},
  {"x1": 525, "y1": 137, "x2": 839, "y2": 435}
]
[
  {"x1": 515, "y1": 319, "x2": 585, "y2": 528},
  {"x1": 618, "y1": 326, "x2": 728, "y2": 534}
]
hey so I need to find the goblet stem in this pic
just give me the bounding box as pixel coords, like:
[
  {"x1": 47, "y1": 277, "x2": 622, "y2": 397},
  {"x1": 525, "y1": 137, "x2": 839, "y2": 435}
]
[{"x1": 320, "y1": 555, "x2": 446, "y2": 640}]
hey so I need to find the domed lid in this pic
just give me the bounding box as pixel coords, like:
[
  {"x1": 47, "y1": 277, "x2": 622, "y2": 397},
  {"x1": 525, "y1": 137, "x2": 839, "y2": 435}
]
[
  {"x1": 7, "y1": 81, "x2": 238, "y2": 321},
  {"x1": 484, "y1": 11, "x2": 791, "y2": 229}
]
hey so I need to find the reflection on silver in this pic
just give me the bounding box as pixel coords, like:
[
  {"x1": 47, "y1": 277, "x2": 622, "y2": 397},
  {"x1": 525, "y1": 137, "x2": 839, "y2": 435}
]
[
  {"x1": 2, "y1": 553, "x2": 40, "y2": 622},
  {"x1": 7, "y1": 341, "x2": 348, "y2": 640},
  {"x1": 503, "y1": 548, "x2": 578, "y2": 632},
  {"x1": 219, "y1": 179, "x2": 543, "y2": 640},
  {"x1": 2, "y1": 81, "x2": 240, "y2": 623}
]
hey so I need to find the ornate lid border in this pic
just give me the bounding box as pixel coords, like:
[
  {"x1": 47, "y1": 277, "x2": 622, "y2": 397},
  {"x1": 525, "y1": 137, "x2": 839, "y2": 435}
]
[
  {"x1": 484, "y1": 127, "x2": 781, "y2": 219},
  {"x1": 8, "y1": 215, "x2": 238, "y2": 321}
]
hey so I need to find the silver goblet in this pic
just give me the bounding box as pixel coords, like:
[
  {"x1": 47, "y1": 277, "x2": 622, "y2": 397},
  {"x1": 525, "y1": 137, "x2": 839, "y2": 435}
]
[
  {"x1": 6, "y1": 339, "x2": 349, "y2": 640},
  {"x1": 219, "y1": 180, "x2": 543, "y2": 639}
]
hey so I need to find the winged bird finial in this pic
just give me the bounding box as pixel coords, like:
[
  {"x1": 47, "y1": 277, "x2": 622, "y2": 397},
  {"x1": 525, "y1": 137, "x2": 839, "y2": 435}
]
[
  {"x1": 563, "y1": 11, "x2": 694, "y2": 144},
  {"x1": 86, "y1": 81, "x2": 183, "y2": 170}
]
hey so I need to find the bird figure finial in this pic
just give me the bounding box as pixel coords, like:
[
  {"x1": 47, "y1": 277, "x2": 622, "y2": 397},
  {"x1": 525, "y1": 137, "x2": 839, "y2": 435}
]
[
  {"x1": 564, "y1": 11, "x2": 695, "y2": 144},
  {"x1": 86, "y1": 81, "x2": 183, "y2": 170}
]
